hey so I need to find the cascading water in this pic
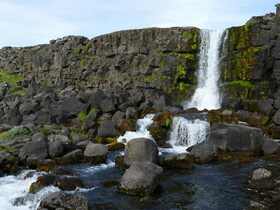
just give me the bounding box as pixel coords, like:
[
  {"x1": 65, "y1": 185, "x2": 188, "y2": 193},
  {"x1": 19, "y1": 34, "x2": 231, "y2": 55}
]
[
  {"x1": 168, "y1": 117, "x2": 210, "y2": 153},
  {"x1": 117, "y1": 114, "x2": 155, "y2": 143},
  {"x1": 169, "y1": 29, "x2": 226, "y2": 152},
  {"x1": 184, "y1": 29, "x2": 224, "y2": 110}
]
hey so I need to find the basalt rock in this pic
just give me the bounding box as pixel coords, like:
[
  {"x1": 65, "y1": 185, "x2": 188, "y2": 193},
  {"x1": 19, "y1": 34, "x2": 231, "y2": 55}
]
[
  {"x1": 38, "y1": 192, "x2": 89, "y2": 210},
  {"x1": 0, "y1": 27, "x2": 200, "y2": 105},
  {"x1": 220, "y1": 8, "x2": 280, "y2": 137},
  {"x1": 84, "y1": 142, "x2": 108, "y2": 164},
  {"x1": 124, "y1": 138, "x2": 159, "y2": 166},
  {"x1": 119, "y1": 161, "x2": 163, "y2": 196}
]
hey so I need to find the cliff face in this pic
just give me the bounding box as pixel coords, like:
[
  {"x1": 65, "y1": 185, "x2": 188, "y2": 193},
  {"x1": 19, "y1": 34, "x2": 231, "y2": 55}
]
[
  {"x1": 220, "y1": 12, "x2": 280, "y2": 137},
  {"x1": 0, "y1": 27, "x2": 200, "y2": 103}
]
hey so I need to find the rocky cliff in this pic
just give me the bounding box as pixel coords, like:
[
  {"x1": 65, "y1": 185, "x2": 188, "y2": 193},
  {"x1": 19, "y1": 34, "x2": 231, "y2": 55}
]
[
  {"x1": 220, "y1": 7, "x2": 280, "y2": 137},
  {"x1": 0, "y1": 27, "x2": 200, "y2": 104}
]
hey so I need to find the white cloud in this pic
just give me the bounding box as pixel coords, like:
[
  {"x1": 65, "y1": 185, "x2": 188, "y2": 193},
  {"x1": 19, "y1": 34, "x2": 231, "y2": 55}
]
[{"x1": 0, "y1": 0, "x2": 278, "y2": 47}]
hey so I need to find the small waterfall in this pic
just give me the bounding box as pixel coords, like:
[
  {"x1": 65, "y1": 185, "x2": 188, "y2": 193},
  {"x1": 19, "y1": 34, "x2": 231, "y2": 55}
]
[
  {"x1": 169, "y1": 29, "x2": 226, "y2": 152},
  {"x1": 117, "y1": 114, "x2": 155, "y2": 143},
  {"x1": 168, "y1": 117, "x2": 210, "y2": 153},
  {"x1": 0, "y1": 170, "x2": 59, "y2": 210},
  {"x1": 184, "y1": 29, "x2": 224, "y2": 111}
]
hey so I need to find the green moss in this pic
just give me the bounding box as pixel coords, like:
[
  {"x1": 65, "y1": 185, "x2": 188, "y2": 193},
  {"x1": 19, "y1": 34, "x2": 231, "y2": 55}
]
[
  {"x1": 78, "y1": 111, "x2": 87, "y2": 123},
  {"x1": 0, "y1": 70, "x2": 23, "y2": 85},
  {"x1": 177, "y1": 64, "x2": 187, "y2": 80},
  {"x1": 224, "y1": 80, "x2": 255, "y2": 99},
  {"x1": 227, "y1": 80, "x2": 255, "y2": 89},
  {"x1": 0, "y1": 69, "x2": 26, "y2": 96},
  {"x1": 0, "y1": 127, "x2": 31, "y2": 141},
  {"x1": 78, "y1": 107, "x2": 97, "y2": 127}
]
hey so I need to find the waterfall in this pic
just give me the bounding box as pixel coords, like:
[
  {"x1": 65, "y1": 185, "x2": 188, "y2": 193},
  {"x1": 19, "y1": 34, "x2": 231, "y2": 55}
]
[
  {"x1": 117, "y1": 114, "x2": 155, "y2": 143},
  {"x1": 184, "y1": 29, "x2": 224, "y2": 110},
  {"x1": 168, "y1": 117, "x2": 210, "y2": 153},
  {"x1": 168, "y1": 29, "x2": 226, "y2": 152}
]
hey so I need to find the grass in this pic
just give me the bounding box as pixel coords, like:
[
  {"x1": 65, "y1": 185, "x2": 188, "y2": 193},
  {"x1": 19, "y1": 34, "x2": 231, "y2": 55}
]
[{"x1": 0, "y1": 127, "x2": 31, "y2": 141}]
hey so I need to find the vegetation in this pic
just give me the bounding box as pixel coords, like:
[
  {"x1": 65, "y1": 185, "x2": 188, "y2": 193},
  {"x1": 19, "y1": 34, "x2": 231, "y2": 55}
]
[
  {"x1": 0, "y1": 127, "x2": 31, "y2": 141},
  {"x1": 0, "y1": 69, "x2": 26, "y2": 96}
]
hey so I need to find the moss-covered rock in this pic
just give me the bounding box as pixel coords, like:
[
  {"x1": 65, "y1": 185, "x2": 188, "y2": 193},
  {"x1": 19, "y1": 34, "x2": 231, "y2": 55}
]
[
  {"x1": 0, "y1": 69, "x2": 26, "y2": 96},
  {"x1": 149, "y1": 112, "x2": 173, "y2": 146},
  {"x1": 0, "y1": 126, "x2": 31, "y2": 141},
  {"x1": 221, "y1": 22, "x2": 275, "y2": 112}
]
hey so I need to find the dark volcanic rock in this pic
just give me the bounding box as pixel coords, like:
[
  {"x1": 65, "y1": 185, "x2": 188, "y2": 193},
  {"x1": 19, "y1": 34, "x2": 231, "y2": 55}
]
[
  {"x1": 262, "y1": 139, "x2": 280, "y2": 155},
  {"x1": 209, "y1": 123, "x2": 264, "y2": 154},
  {"x1": 84, "y1": 142, "x2": 108, "y2": 164},
  {"x1": 60, "y1": 149, "x2": 84, "y2": 165},
  {"x1": 159, "y1": 153, "x2": 193, "y2": 169},
  {"x1": 119, "y1": 161, "x2": 163, "y2": 196},
  {"x1": 19, "y1": 138, "x2": 48, "y2": 162},
  {"x1": 124, "y1": 138, "x2": 159, "y2": 166},
  {"x1": 189, "y1": 123, "x2": 265, "y2": 163},
  {"x1": 38, "y1": 192, "x2": 89, "y2": 210}
]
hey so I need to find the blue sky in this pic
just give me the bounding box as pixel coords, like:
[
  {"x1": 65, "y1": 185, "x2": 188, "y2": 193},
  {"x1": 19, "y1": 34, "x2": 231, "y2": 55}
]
[{"x1": 0, "y1": 0, "x2": 278, "y2": 47}]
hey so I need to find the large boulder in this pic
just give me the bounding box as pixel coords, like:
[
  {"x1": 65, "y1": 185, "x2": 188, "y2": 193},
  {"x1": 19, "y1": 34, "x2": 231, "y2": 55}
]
[
  {"x1": 19, "y1": 138, "x2": 48, "y2": 162},
  {"x1": 84, "y1": 142, "x2": 108, "y2": 164},
  {"x1": 48, "y1": 140, "x2": 65, "y2": 158},
  {"x1": 249, "y1": 168, "x2": 274, "y2": 190},
  {"x1": 60, "y1": 149, "x2": 83, "y2": 165},
  {"x1": 209, "y1": 123, "x2": 264, "y2": 154},
  {"x1": 188, "y1": 123, "x2": 265, "y2": 163},
  {"x1": 37, "y1": 192, "x2": 89, "y2": 210},
  {"x1": 262, "y1": 139, "x2": 280, "y2": 155},
  {"x1": 124, "y1": 138, "x2": 159, "y2": 166},
  {"x1": 54, "y1": 175, "x2": 84, "y2": 191},
  {"x1": 159, "y1": 153, "x2": 193, "y2": 169},
  {"x1": 119, "y1": 161, "x2": 163, "y2": 196},
  {"x1": 189, "y1": 141, "x2": 217, "y2": 163}
]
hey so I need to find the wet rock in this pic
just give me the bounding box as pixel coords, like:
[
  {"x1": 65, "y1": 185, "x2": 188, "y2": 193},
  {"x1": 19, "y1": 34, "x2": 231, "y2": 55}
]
[
  {"x1": 55, "y1": 175, "x2": 84, "y2": 191},
  {"x1": 159, "y1": 153, "x2": 193, "y2": 169},
  {"x1": 29, "y1": 174, "x2": 56, "y2": 193},
  {"x1": 148, "y1": 112, "x2": 172, "y2": 147},
  {"x1": 209, "y1": 123, "x2": 264, "y2": 154},
  {"x1": 262, "y1": 139, "x2": 280, "y2": 155},
  {"x1": 115, "y1": 155, "x2": 125, "y2": 169},
  {"x1": 249, "y1": 168, "x2": 274, "y2": 191},
  {"x1": 0, "y1": 151, "x2": 17, "y2": 172},
  {"x1": 107, "y1": 141, "x2": 125, "y2": 151},
  {"x1": 38, "y1": 192, "x2": 89, "y2": 210},
  {"x1": 189, "y1": 141, "x2": 217, "y2": 163},
  {"x1": 60, "y1": 149, "x2": 83, "y2": 164},
  {"x1": 273, "y1": 110, "x2": 280, "y2": 125},
  {"x1": 124, "y1": 138, "x2": 159, "y2": 166},
  {"x1": 119, "y1": 161, "x2": 163, "y2": 196},
  {"x1": 251, "y1": 168, "x2": 272, "y2": 181},
  {"x1": 84, "y1": 143, "x2": 108, "y2": 164}
]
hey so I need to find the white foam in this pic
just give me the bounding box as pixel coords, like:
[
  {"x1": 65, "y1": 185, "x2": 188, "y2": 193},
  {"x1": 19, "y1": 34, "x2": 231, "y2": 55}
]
[
  {"x1": 79, "y1": 161, "x2": 115, "y2": 175},
  {"x1": 167, "y1": 117, "x2": 210, "y2": 153},
  {"x1": 0, "y1": 170, "x2": 59, "y2": 210},
  {"x1": 117, "y1": 114, "x2": 155, "y2": 143}
]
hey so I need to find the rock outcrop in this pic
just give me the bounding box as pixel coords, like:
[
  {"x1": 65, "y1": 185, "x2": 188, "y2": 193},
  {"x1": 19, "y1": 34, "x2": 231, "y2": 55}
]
[
  {"x1": 221, "y1": 5, "x2": 280, "y2": 138},
  {"x1": 0, "y1": 27, "x2": 200, "y2": 104}
]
